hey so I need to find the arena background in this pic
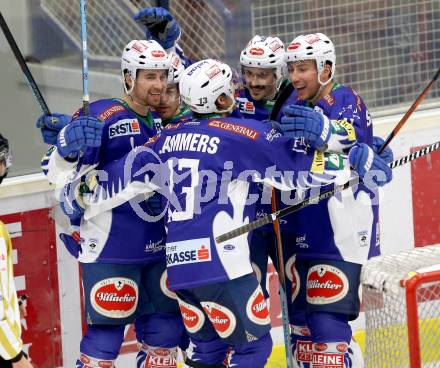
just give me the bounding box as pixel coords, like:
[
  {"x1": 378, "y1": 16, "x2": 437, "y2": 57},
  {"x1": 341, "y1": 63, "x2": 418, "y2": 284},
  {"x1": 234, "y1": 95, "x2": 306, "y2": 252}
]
[{"x1": 0, "y1": 0, "x2": 439, "y2": 366}]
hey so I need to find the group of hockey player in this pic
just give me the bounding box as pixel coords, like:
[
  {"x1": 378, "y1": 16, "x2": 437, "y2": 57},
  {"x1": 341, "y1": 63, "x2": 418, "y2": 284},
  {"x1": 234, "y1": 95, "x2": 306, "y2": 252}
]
[{"x1": 34, "y1": 6, "x2": 394, "y2": 368}]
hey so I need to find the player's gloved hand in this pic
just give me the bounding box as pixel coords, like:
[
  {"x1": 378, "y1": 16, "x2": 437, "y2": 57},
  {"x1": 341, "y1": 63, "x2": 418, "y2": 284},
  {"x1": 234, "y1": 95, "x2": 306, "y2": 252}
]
[
  {"x1": 372, "y1": 136, "x2": 394, "y2": 164},
  {"x1": 146, "y1": 191, "x2": 163, "y2": 217},
  {"x1": 36, "y1": 113, "x2": 72, "y2": 145},
  {"x1": 56, "y1": 116, "x2": 103, "y2": 158},
  {"x1": 349, "y1": 143, "x2": 393, "y2": 187},
  {"x1": 59, "y1": 233, "x2": 81, "y2": 258},
  {"x1": 134, "y1": 7, "x2": 181, "y2": 50},
  {"x1": 59, "y1": 181, "x2": 86, "y2": 223},
  {"x1": 281, "y1": 105, "x2": 331, "y2": 150}
]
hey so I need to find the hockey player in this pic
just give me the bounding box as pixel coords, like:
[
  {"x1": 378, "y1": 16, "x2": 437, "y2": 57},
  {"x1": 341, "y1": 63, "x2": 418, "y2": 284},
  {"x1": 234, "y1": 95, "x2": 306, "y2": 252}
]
[
  {"x1": 0, "y1": 134, "x2": 33, "y2": 368},
  {"x1": 276, "y1": 33, "x2": 394, "y2": 367},
  {"x1": 43, "y1": 40, "x2": 187, "y2": 368},
  {"x1": 78, "y1": 59, "x2": 392, "y2": 367}
]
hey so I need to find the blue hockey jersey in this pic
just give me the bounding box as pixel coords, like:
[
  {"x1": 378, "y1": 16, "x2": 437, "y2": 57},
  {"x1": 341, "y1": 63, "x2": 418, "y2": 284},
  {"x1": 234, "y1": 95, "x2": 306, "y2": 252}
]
[
  {"x1": 83, "y1": 116, "x2": 355, "y2": 290},
  {"x1": 276, "y1": 84, "x2": 380, "y2": 263}
]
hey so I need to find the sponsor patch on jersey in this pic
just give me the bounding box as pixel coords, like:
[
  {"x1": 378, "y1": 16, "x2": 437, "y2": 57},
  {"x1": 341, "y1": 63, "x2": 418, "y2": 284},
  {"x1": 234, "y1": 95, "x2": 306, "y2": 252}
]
[
  {"x1": 108, "y1": 118, "x2": 141, "y2": 139},
  {"x1": 90, "y1": 277, "x2": 138, "y2": 318},
  {"x1": 201, "y1": 301, "x2": 237, "y2": 338},
  {"x1": 246, "y1": 286, "x2": 270, "y2": 325},
  {"x1": 99, "y1": 104, "x2": 125, "y2": 121},
  {"x1": 159, "y1": 269, "x2": 177, "y2": 300},
  {"x1": 178, "y1": 299, "x2": 205, "y2": 333},
  {"x1": 291, "y1": 137, "x2": 308, "y2": 154},
  {"x1": 145, "y1": 133, "x2": 161, "y2": 146},
  {"x1": 166, "y1": 238, "x2": 211, "y2": 267},
  {"x1": 323, "y1": 94, "x2": 335, "y2": 106},
  {"x1": 237, "y1": 99, "x2": 256, "y2": 114},
  {"x1": 286, "y1": 255, "x2": 300, "y2": 302},
  {"x1": 358, "y1": 230, "x2": 369, "y2": 247},
  {"x1": 296, "y1": 341, "x2": 313, "y2": 362},
  {"x1": 264, "y1": 128, "x2": 282, "y2": 142},
  {"x1": 311, "y1": 150, "x2": 325, "y2": 174},
  {"x1": 337, "y1": 119, "x2": 356, "y2": 141},
  {"x1": 312, "y1": 351, "x2": 344, "y2": 368},
  {"x1": 306, "y1": 265, "x2": 349, "y2": 305},
  {"x1": 208, "y1": 120, "x2": 259, "y2": 141},
  {"x1": 164, "y1": 122, "x2": 181, "y2": 130}
]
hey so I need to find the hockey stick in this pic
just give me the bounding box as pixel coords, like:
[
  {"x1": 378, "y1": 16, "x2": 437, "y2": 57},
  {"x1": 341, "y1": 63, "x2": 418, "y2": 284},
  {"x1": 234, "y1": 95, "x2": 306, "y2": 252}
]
[
  {"x1": 0, "y1": 11, "x2": 50, "y2": 115},
  {"x1": 269, "y1": 81, "x2": 295, "y2": 368},
  {"x1": 80, "y1": 0, "x2": 90, "y2": 116},
  {"x1": 216, "y1": 140, "x2": 440, "y2": 244},
  {"x1": 378, "y1": 66, "x2": 440, "y2": 154}
]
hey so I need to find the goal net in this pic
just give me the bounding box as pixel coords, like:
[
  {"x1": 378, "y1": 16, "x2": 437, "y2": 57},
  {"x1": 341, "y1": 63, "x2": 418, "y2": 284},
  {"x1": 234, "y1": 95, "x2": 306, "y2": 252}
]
[{"x1": 362, "y1": 245, "x2": 440, "y2": 368}]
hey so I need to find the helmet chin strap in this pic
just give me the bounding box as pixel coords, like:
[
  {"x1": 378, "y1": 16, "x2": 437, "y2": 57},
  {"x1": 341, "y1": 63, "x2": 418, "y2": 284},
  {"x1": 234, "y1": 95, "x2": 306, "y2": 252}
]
[
  {"x1": 217, "y1": 94, "x2": 237, "y2": 115},
  {"x1": 311, "y1": 71, "x2": 333, "y2": 105}
]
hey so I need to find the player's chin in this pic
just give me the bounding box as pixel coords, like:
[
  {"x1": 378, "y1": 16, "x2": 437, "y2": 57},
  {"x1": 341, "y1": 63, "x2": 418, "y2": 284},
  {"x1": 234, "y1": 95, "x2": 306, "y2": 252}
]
[
  {"x1": 146, "y1": 94, "x2": 162, "y2": 107},
  {"x1": 249, "y1": 88, "x2": 266, "y2": 100}
]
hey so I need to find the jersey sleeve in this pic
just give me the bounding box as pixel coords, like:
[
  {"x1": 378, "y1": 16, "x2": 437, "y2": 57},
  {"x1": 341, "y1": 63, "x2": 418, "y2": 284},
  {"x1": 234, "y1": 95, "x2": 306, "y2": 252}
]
[
  {"x1": 228, "y1": 121, "x2": 353, "y2": 191},
  {"x1": 83, "y1": 137, "x2": 162, "y2": 220},
  {"x1": 326, "y1": 90, "x2": 372, "y2": 153},
  {"x1": 0, "y1": 223, "x2": 23, "y2": 360}
]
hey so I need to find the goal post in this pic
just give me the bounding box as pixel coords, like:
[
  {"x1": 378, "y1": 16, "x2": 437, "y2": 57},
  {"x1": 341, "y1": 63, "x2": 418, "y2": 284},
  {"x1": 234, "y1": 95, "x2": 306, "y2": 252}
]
[{"x1": 361, "y1": 245, "x2": 440, "y2": 368}]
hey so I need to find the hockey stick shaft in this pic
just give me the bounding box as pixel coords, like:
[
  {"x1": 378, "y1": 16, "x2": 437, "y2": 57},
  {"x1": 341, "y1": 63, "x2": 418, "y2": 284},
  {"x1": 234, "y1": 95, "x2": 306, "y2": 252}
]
[
  {"x1": 216, "y1": 140, "x2": 440, "y2": 244},
  {"x1": 0, "y1": 11, "x2": 50, "y2": 115},
  {"x1": 271, "y1": 189, "x2": 294, "y2": 368},
  {"x1": 379, "y1": 66, "x2": 440, "y2": 154},
  {"x1": 269, "y1": 82, "x2": 295, "y2": 367},
  {"x1": 80, "y1": 0, "x2": 90, "y2": 116}
]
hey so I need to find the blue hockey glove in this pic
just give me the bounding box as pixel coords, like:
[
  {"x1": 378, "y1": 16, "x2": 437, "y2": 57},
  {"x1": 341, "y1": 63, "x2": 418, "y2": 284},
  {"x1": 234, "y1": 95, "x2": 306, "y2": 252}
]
[
  {"x1": 372, "y1": 136, "x2": 394, "y2": 164},
  {"x1": 281, "y1": 105, "x2": 331, "y2": 150},
  {"x1": 134, "y1": 7, "x2": 181, "y2": 50},
  {"x1": 56, "y1": 116, "x2": 103, "y2": 158},
  {"x1": 59, "y1": 233, "x2": 81, "y2": 258},
  {"x1": 349, "y1": 143, "x2": 393, "y2": 187},
  {"x1": 59, "y1": 181, "x2": 86, "y2": 223},
  {"x1": 36, "y1": 113, "x2": 71, "y2": 145}
]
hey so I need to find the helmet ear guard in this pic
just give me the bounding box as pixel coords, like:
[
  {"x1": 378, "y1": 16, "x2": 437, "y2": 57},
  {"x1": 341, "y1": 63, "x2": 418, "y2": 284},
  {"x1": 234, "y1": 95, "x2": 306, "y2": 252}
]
[{"x1": 285, "y1": 33, "x2": 336, "y2": 86}]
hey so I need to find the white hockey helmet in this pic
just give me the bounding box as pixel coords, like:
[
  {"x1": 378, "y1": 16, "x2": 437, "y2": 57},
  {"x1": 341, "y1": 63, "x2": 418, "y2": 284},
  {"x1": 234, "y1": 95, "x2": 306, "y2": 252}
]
[
  {"x1": 285, "y1": 33, "x2": 336, "y2": 85},
  {"x1": 121, "y1": 40, "x2": 171, "y2": 93},
  {"x1": 179, "y1": 59, "x2": 234, "y2": 114},
  {"x1": 169, "y1": 51, "x2": 185, "y2": 85},
  {"x1": 240, "y1": 35, "x2": 286, "y2": 88}
]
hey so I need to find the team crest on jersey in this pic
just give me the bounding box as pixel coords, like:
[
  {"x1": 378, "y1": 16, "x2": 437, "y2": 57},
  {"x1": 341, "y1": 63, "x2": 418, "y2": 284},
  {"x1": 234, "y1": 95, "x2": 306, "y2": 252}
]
[
  {"x1": 159, "y1": 270, "x2": 177, "y2": 300},
  {"x1": 108, "y1": 118, "x2": 140, "y2": 138},
  {"x1": 178, "y1": 299, "x2": 205, "y2": 333},
  {"x1": 90, "y1": 277, "x2": 138, "y2": 318},
  {"x1": 99, "y1": 104, "x2": 125, "y2": 121},
  {"x1": 246, "y1": 287, "x2": 270, "y2": 325},
  {"x1": 306, "y1": 265, "x2": 349, "y2": 305},
  {"x1": 166, "y1": 238, "x2": 211, "y2": 267},
  {"x1": 285, "y1": 255, "x2": 300, "y2": 302},
  {"x1": 201, "y1": 301, "x2": 237, "y2": 338}
]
